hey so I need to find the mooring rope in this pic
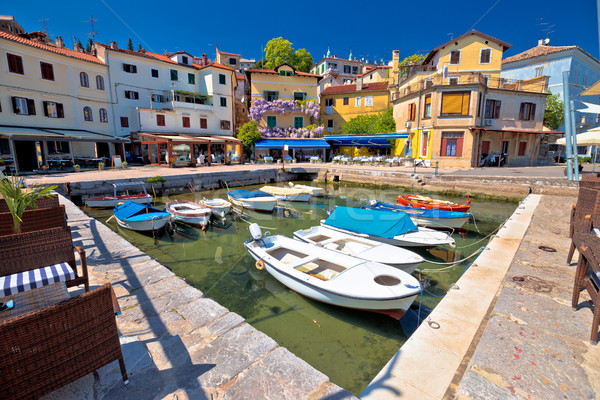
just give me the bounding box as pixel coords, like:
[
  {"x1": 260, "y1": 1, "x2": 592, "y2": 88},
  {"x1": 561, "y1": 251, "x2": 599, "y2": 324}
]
[{"x1": 418, "y1": 246, "x2": 484, "y2": 270}]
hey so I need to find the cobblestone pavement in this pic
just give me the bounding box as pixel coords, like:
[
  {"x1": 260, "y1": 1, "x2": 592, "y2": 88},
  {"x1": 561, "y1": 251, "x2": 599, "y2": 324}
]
[
  {"x1": 42, "y1": 196, "x2": 356, "y2": 400},
  {"x1": 454, "y1": 195, "x2": 600, "y2": 400}
]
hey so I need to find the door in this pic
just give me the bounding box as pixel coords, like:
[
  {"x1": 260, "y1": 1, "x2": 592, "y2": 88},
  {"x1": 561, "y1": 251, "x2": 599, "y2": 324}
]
[
  {"x1": 96, "y1": 142, "x2": 110, "y2": 158},
  {"x1": 149, "y1": 144, "x2": 159, "y2": 164},
  {"x1": 14, "y1": 140, "x2": 37, "y2": 172},
  {"x1": 421, "y1": 132, "x2": 429, "y2": 158},
  {"x1": 481, "y1": 140, "x2": 490, "y2": 156}
]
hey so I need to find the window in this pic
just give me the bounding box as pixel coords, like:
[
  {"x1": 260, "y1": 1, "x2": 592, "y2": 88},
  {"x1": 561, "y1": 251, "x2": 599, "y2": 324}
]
[
  {"x1": 425, "y1": 79, "x2": 433, "y2": 89},
  {"x1": 220, "y1": 97, "x2": 227, "y2": 107},
  {"x1": 330, "y1": 63, "x2": 337, "y2": 70},
  {"x1": 80, "y1": 72, "x2": 89, "y2": 87},
  {"x1": 278, "y1": 70, "x2": 293, "y2": 76},
  {"x1": 448, "y1": 76, "x2": 459, "y2": 85},
  {"x1": 440, "y1": 132, "x2": 464, "y2": 157},
  {"x1": 200, "y1": 118, "x2": 207, "y2": 129},
  {"x1": 95, "y1": 75, "x2": 105, "y2": 90},
  {"x1": 325, "y1": 98, "x2": 335, "y2": 107},
  {"x1": 484, "y1": 99, "x2": 502, "y2": 119},
  {"x1": 352, "y1": 66, "x2": 358, "y2": 74},
  {"x1": 365, "y1": 96, "x2": 373, "y2": 107},
  {"x1": 450, "y1": 50, "x2": 461, "y2": 65},
  {"x1": 532, "y1": 66, "x2": 544, "y2": 78},
  {"x1": 124, "y1": 90, "x2": 139, "y2": 100},
  {"x1": 294, "y1": 92, "x2": 306, "y2": 101},
  {"x1": 477, "y1": 93, "x2": 482, "y2": 117},
  {"x1": 170, "y1": 69, "x2": 178, "y2": 81},
  {"x1": 229, "y1": 57, "x2": 237, "y2": 65},
  {"x1": 43, "y1": 101, "x2": 64, "y2": 118},
  {"x1": 182, "y1": 116, "x2": 190, "y2": 128},
  {"x1": 424, "y1": 95, "x2": 432, "y2": 118},
  {"x1": 482, "y1": 75, "x2": 489, "y2": 86},
  {"x1": 156, "y1": 114, "x2": 166, "y2": 126},
  {"x1": 518, "y1": 141, "x2": 527, "y2": 156},
  {"x1": 11, "y1": 97, "x2": 35, "y2": 115},
  {"x1": 219, "y1": 74, "x2": 226, "y2": 85},
  {"x1": 327, "y1": 119, "x2": 334, "y2": 132},
  {"x1": 123, "y1": 63, "x2": 137, "y2": 73},
  {"x1": 83, "y1": 106, "x2": 93, "y2": 121},
  {"x1": 480, "y1": 49, "x2": 491, "y2": 64},
  {"x1": 294, "y1": 116, "x2": 304, "y2": 128},
  {"x1": 266, "y1": 116, "x2": 277, "y2": 127},
  {"x1": 99, "y1": 108, "x2": 108, "y2": 123},
  {"x1": 182, "y1": 56, "x2": 189, "y2": 64},
  {"x1": 120, "y1": 117, "x2": 129, "y2": 127},
  {"x1": 188, "y1": 73, "x2": 195, "y2": 84},
  {"x1": 0, "y1": 139, "x2": 10, "y2": 155},
  {"x1": 40, "y1": 62, "x2": 54, "y2": 81},
  {"x1": 408, "y1": 103, "x2": 416, "y2": 120},
  {"x1": 264, "y1": 91, "x2": 279, "y2": 101},
  {"x1": 441, "y1": 92, "x2": 470, "y2": 116},
  {"x1": 7, "y1": 53, "x2": 24, "y2": 74},
  {"x1": 519, "y1": 102, "x2": 536, "y2": 121},
  {"x1": 355, "y1": 97, "x2": 361, "y2": 107},
  {"x1": 343, "y1": 97, "x2": 349, "y2": 106},
  {"x1": 151, "y1": 94, "x2": 164, "y2": 103},
  {"x1": 343, "y1": 65, "x2": 351, "y2": 74},
  {"x1": 220, "y1": 120, "x2": 231, "y2": 130},
  {"x1": 151, "y1": 69, "x2": 159, "y2": 78},
  {"x1": 47, "y1": 141, "x2": 69, "y2": 154}
]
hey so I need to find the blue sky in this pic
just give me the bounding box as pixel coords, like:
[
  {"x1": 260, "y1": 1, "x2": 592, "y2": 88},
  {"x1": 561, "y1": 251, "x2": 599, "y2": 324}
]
[{"x1": 4, "y1": 0, "x2": 599, "y2": 64}]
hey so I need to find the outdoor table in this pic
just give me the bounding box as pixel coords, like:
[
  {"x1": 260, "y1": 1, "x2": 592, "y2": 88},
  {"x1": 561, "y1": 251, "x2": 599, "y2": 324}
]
[{"x1": 0, "y1": 282, "x2": 68, "y2": 323}]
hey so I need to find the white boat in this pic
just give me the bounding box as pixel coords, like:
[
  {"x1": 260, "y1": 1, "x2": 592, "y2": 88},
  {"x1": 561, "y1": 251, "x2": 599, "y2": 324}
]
[
  {"x1": 367, "y1": 200, "x2": 472, "y2": 230},
  {"x1": 288, "y1": 182, "x2": 325, "y2": 197},
  {"x1": 244, "y1": 224, "x2": 421, "y2": 319},
  {"x1": 86, "y1": 193, "x2": 152, "y2": 208},
  {"x1": 227, "y1": 190, "x2": 277, "y2": 212},
  {"x1": 260, "y1": 185, "x2": 311, "y2": 202},
  {"x1": 166, "y1": 200, "x2": 211, "y2": 228},
  {"x1": 321, "y1": 206, "x2": 455, "y2": 248},
  {"x1": 199, "y1": 198, "x2": 232, "y2": 218},
  {"x1": 113, "y1": 201, "x2": 171, "y2": 232},
  {"x1": 293, "y1": 225, "x2": 423, "y2": 274}
]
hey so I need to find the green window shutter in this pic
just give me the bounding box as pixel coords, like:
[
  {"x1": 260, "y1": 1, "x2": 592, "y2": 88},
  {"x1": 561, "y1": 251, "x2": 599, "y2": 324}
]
[
  {"x1": 170, "y1": 69, "x2": 178, "y2": 81},
  {"x1": 219, "y1": 74, "x2": 226, "y2": 84},
  {"x1": 188, "y1": 73, "x2": 195, "y2": 84},
  {"x1": 267, "y1": 116, "x2": 277, "y2": 127},
  {"x1": 220, "y1": 97, "x2": 227, "y2": 107},
  {"x1": 294, "y1": 117, "x2": 303, "y2": 128},
  {"x1": 279, "y1": 70, "x2": 285, "y2": 76}
]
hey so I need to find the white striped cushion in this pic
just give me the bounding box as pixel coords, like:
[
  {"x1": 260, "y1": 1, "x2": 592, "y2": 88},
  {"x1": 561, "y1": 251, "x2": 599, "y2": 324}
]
[{"x1": 0, "y1": 263, "x2": 75, "y2": 297}]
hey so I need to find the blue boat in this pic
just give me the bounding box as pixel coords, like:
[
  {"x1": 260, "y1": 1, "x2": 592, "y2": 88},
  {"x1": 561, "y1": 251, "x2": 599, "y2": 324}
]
[
  {"x1": 113, "y1": 201, "x2": 171, "y2": 232},
  {"x1": 227, "y1": 190, "x2": 277, "y2": 212},
  {"x1": 366, "y1": 200, "x2": 472, "y2": 230}
]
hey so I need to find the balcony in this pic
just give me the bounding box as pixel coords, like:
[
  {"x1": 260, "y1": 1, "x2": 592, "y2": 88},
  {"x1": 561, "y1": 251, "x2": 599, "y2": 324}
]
[
  {"x1": 396, "y1": 72, "x2": 549, "y2": 99},
  {"x1": 171, "y1": 90, "x2": 213, "y2": 111}
]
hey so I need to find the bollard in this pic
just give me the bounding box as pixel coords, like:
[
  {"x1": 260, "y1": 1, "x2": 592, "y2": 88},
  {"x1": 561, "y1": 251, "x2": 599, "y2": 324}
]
[
  {"x1": 435, "y1": 161, "x2": 439, "y2": 176},
  {"x1": 413, "y1": 160, "x2": 416, "y2": 174}
]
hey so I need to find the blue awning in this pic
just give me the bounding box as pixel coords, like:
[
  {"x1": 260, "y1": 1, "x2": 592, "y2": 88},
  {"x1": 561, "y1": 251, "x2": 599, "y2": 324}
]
[
  {"x1": 323, "y1": 133, "x2": 409, "y2": 148},
  {"x1": 255, "y1": 139, "x2": 330, "y2": 149}
]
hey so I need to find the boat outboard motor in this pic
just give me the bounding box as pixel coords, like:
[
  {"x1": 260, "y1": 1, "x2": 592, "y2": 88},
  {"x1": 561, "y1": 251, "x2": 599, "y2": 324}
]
[
  {"x1": 368, "y1": 199, "x2": 377, "y2": 206},
  {"x1": 249, "y1": 223, "x2": 262, "y2": 241}
]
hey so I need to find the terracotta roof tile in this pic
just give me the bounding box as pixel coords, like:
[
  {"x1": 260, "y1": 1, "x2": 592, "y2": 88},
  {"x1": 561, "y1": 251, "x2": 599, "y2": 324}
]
[
  {"x1": 357, "y1": 65, "x2": 391, "y2": 77},
  {"x1": 218, "y1": 50, "x2": 241, "y2": 57},
  {"x1": 321, "y1": 81, "x2": 389, "y2": 96},
  {"x1": 502, "y1": 45, "x2": 578, "y2": 64},
  {"x1": 247, "y1": 68, "x2": 321, "y2": 78},
  {"x1": 0, "y1": 31, "x2": 104, "y2": 65}
]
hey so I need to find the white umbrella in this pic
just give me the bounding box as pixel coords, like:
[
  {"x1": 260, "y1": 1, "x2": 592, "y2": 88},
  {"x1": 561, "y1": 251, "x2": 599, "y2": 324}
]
[{"x1": 556, "y1": 127, "x2": 600, "y2": 171}]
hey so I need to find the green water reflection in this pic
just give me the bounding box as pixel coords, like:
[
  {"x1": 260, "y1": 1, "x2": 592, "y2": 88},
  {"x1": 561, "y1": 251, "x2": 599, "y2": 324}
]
[{"x1": 85, "y1": 181, "x2": 517, "y2": 395}]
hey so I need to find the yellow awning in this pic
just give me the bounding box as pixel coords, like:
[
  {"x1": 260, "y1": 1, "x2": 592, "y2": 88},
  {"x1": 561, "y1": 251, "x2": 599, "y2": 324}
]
[{"x1": 581, "y1": 79, "x2": 600, "y2": 96}]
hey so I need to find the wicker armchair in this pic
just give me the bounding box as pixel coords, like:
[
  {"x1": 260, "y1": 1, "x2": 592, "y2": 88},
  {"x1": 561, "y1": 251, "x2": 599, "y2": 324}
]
[
  {"x1": 0, "y1": 226, "x2": 89, "y2": 292},
  {"x1": 0, "y1": 205, "x2": 67, "y2": 236},
  {"x1": 0, "y1": 194, "x2": 59, "y2": 212},
  {"x1": 571, "y1": 231, "x2": 600, "y2": 344},
  {"x1": 0, "y1": 283, "x2": 128, "y2": 399},
  {"x1": 567, "y1": 187, "x2": 600, "y2": 263}
]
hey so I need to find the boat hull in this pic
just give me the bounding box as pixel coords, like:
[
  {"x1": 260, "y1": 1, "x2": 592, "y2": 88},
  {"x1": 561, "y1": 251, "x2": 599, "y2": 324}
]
[
  {"x1": 273, "y1": 193, "x2": 311, "y2": 202},
  {"x1": 409, "y1": 215, "x2": 470, "y2": 230},
  {"x1": 86, "y1": 194, "x2": 152, "y2": 208},
  {"x1": 228, "y1": 194, "x2": 276, "y2": 212},
  {"x1": 397, "y1": 195, "x2": 471, "y2": 213},
  {"x1": 166, "y1": 201, "x2": 211, "y2": 227},
  {"x1": 293, "y1": 185, "x2": 324, "y2": 197},
  {"x1": 115, "y1": 214, "x2": 170, "y2": 232},
  {"x1": 199, "y1": 199, "x2": 232, "y2": 218}
]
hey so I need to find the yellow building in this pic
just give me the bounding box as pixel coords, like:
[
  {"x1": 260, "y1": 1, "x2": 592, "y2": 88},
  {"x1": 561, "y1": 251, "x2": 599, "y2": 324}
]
[{"x1": 391, "y1": 30, "x2": 550, "y2": 167}]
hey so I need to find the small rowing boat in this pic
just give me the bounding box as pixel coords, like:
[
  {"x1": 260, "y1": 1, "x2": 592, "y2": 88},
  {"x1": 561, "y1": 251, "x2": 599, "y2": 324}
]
[
  {"x1": 245, "y1": 224, "x2": 421, "y2": 319},
  {"x1": 260, "y1": 186, "x2": 311, "y2": 202},
  {"x1": 227, "y1": 190, "x2": 277, "y2": 212},
  {"x1": 86, "y1": 193, "x2": 152, "y2": 208},
  {"x1": 113, "y1": 201, "x2": 171, "y2": 232},
  {"x1": 199, "y1": 198, "x2": 232, "y2": 219},
  {"x1": 288, "y1": 182, "x2": 325, "y2": 197},
  {"x1": 367, "y1": 200, "x2": 472, "y2": 230},
  {"x1": 397, "y1": 194, "x2": 471, "y2": 212},
  {"x1": 166, "y1": 200, "x2": 211, "y2": 228}
]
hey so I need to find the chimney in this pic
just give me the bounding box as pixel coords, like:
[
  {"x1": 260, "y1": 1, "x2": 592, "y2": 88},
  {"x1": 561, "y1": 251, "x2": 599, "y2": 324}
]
[
  {"x1": 55, "y1": 36, "x2": 64, "y2": 48},
  {"x1": 74, "y1": 41, "x2": 82, "y2": 52},
  {"x1": 110, "y1": 41, "x2": 118, "y2": 49},
  {"x1": 391, "y1": 50, "x2": 400, "y2": 86},
  {"x1": 202, "y1": 53, "x2": 208, "y2": 66},
  {"x1": 356, "y1": 75, "x2": 363, "y2": 91}
]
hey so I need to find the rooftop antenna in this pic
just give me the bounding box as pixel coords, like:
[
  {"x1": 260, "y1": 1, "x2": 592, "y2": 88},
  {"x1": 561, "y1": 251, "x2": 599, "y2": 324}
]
[
  {"x1": 83, "y1": 15, "x2": 98, "y2": 42},
  {"x1": 537, "y1": 18, "x2": 555, "y2": 43},
  {"x1": 447, "y1": 32, "x2": 454, "y2": 40},
  {"x1": 38, "y1": 18, "x2": 50, "y2": 34}
]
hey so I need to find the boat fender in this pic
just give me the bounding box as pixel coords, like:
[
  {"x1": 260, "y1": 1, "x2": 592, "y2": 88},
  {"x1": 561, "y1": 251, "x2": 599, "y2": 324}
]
[{"x1": 256, "y1": 259, "x2": 265, "y2": 270}]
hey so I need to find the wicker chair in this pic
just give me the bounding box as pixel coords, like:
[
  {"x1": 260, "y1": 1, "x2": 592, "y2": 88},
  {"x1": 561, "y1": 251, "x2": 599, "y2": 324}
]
[
  {"x1": 0, "y1": 226, "x2": 89, "y2": 292},
  {"x1": 571, "y1": 230, "x2": 600, "y2": 344},
  {"x1": 0, "y1": 194, "x2": 59, "y2": 212},
  {"x1": 567, "y1": 187, "x2": 600, "y2": 263},
  {"x1": 0, "y1": 205, "x2": 67, "y2": 236},
  {"x1": 0, "y1": 283, "x2": 128, "y2": 399}
]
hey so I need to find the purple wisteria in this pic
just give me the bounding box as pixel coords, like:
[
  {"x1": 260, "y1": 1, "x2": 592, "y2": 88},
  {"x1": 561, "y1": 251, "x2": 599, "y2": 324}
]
[
  {"x1": 249, "y1": 99, "x2": 324, "y2": 138},
  {"x1": 258, "y1": 125, "x2": 325, "y2": 138}
]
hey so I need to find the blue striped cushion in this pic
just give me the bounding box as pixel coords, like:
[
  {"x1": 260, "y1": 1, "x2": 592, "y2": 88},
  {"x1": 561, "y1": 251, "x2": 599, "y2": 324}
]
[{"x1": 0, "y1": 263, "x2": 75, "y2": 297}]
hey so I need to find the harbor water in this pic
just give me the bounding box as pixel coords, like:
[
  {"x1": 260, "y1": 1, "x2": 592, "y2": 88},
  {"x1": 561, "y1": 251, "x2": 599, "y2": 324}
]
[{"x1": 85, "y1": 181, "x2": 517, "y2": 395}]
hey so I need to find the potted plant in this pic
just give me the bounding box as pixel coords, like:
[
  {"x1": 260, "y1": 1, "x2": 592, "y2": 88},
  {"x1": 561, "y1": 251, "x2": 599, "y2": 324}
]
[
  {"x1": 0, "y1": 175, "x2": 57, "y2": 233},
  {"x1": 98, "y1": 162, "x2": 105, "y2": 170},
  {"x1": 122, "y1": 161, "x2": 128, "y2": 169},
  {"x1": 73, "y1": 164, "x2": 81, "y2": 172}
]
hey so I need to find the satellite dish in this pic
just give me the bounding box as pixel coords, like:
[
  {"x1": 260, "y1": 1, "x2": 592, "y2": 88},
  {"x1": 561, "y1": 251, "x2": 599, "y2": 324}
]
[{"x1": 544, "y1": 38, "x2": 550, "y2": 45}]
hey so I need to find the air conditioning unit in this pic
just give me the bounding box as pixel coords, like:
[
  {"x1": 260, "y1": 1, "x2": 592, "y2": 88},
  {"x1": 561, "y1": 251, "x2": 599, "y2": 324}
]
[
  {"x1": 484, "y1": 118, "x2": 494, "y2": 126},
  {"x1": 405, "y1": 122, "x2": 411, "y2": 129}
]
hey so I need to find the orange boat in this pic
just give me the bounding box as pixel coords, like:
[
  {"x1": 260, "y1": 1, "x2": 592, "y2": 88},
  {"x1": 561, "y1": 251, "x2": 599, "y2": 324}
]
[{"x1": 397, "y1": 194, "x2": 471, "y2": 212}]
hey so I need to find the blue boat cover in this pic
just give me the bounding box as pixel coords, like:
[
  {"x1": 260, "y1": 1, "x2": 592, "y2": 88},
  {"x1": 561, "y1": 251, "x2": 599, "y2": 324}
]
[
  {"x1": 367, "y1": 201, "x2": 472, "y2": 218},
  {"x1": 228, "y1": 190, "x2": 272, "y2": 199},
  {"x1": 324, "y1": 206, "x2": 417, "y2": 239},
  {"x1": 113, "y1": 201, "x2": 166, "y2": 220}
]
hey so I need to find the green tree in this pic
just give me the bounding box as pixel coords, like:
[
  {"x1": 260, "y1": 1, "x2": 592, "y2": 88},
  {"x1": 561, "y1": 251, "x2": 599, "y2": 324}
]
[
  {"x1": 341, "y1": 107, "x2": 396, "y2": 135},
  {"x1": 85, "y1": 38, "x2": 93, "y2": 54},
  {"x1": 138, "y1": 44, "x2": 143, "y2": 52},
  {"x1": 127, "y1": 38, "x2": 134, "y2": 51},
  {"x1": 544, "y1": 90, "x2": 564, "y2": 130},
  {"x1": 238, "y1": 121, "x2": 262, "y2": 157},
  {"x1": 292, "y1": 48, "x2": 313, "y2": 72},
  {"x1": 0, "y1": 176, "x2": 57, "y2": 233},
  {"x1": 398, "y1": 53, "x2": 426, "y2": 80}
]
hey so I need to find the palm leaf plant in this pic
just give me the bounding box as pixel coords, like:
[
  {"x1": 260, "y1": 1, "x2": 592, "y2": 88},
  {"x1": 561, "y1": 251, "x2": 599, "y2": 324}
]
[{"x1": 0, "y1": 175, "x2": 57, "y2": 233}]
